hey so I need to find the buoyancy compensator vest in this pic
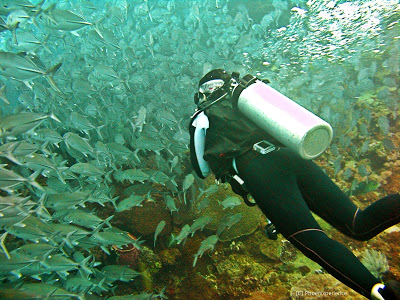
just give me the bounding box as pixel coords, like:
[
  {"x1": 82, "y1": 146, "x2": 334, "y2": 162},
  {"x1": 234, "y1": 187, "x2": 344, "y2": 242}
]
[
  {"x1": 200, "y1": 95, "x2": 277, "y2": 180},
  {"x1": 190, "y1": 69, "x2": 282, "y2": 181}
]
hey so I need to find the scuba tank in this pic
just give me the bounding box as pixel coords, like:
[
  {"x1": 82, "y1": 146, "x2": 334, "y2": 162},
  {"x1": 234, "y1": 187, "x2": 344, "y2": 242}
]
[{"x1": 231, "y1": 74, "x2": 333, "y2": 160}]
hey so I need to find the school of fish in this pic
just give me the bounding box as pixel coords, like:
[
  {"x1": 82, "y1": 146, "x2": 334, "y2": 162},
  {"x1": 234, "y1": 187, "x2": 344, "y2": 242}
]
[{"x1": 0, "y1": 0, "x2": 399, "y2": 298}]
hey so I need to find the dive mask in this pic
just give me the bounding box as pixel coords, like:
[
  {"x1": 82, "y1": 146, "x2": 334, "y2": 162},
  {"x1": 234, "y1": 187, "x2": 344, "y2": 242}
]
[{"x1": 194, "y1": 79, "x2": 225, "y2": 105}]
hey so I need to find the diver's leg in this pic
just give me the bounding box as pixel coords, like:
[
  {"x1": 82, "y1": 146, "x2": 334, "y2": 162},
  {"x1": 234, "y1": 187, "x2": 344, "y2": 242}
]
[
  {"x1": 348, "y1": 194, "x2": 400, "y2": 240},
  {"x1": 236, "y1": 150, "x2": 379, "y2": 298},
  {"x1": 288, "y1": 149, "x2": 400, "y2": 240}
]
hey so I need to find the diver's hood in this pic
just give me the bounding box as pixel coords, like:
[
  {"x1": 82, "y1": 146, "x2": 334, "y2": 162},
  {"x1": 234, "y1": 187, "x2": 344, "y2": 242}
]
[
  {"x1": 198, "y1": 69, "x2": 231, "y2": 87},
  {"x1": 194, "y1": 69, "x2": 232, "y2": 105}
]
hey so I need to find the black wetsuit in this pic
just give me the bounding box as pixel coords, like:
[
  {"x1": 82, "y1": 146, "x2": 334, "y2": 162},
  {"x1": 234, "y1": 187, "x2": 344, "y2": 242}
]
[
  {"x1": 236, "y1": 147, "x2": 400, "y2": 298},
  {"x1": 190, "y1": 99, "x2": 400, "y2": 298}
]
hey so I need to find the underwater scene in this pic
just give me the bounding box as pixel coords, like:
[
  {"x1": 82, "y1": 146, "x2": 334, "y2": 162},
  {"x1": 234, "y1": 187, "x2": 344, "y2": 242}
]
[{"x1": 0, "y1": 0, "x2": 399, "y2": 299}]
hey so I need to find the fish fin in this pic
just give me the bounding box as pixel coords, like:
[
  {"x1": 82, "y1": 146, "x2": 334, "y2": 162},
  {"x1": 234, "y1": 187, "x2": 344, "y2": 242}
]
[
  {"x1": 0, "y1": 232, "x2": 10, "y2": 259},
  {"x1": 104, "y1": 215, "x2": 114, "y2": 228},
  {"x1": 42, "y1": 34, "x2": 53, "y2": 54},
  {"x1": 0, "y1": 85, "x2": 10, "y2": 105},
  {"x1": 96, "y1": 125, "x2": 105, "y2": 140},
  {"x1": 79, "y1": 255, "x2": 93, "y2": 275},
  {"x1": 100, "y1": 245, "x2": 110, "y2": 255},
  {"x1": 93, "y1": 15, "x2": 107, "y2": 39},
  {"x1": 46, "y1": 63, "x2": 62, "y2": 76},
  {"x1": 27, "y1": 170, "x2": 44, "y2": 191},
  {"x1": 193, "y1": 254, "x2": 198, "y2": 267},
  {"x1": 35, "y1": 194, "x2": 52, "y2": 220},
  {"x1": 31, "y1": 0, "x2": 46, "y2": 29},
  {"x1": 10, "y1": 269, "x2": 23, "y2": 278},
  {"x1": 48, "y1": 112, "x2": 61, "y2": 123},
  {"x1": 45, "y1": 63, "x2": 63, "y2": 93},
  {"x1": 22, "y1": 80, "x2": 34, "y2": 90},
  {"x1": 1, "y1": 142, "x2": 22, "y2": 165},
  {"x1": 168, "y1": 233, "x2": 176, "y2": 247},
  {"x1": 64, "y1": 229, "x2": 80, "y2": 248}
]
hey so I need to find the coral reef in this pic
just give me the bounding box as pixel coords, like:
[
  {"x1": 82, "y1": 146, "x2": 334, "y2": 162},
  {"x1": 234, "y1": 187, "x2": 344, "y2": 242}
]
[
  {"x1": 115, "y1": 243, "x2": 141, "y2": 270},
  {"x1": 114, "y1": 196, "x2": 173, "y2": 237},
  {"x1": 361, "y1": 249, "x2": 389, "y2": 279},
  {"x1": 194, "y1": 176, "x2": 265, "y2": 242}
]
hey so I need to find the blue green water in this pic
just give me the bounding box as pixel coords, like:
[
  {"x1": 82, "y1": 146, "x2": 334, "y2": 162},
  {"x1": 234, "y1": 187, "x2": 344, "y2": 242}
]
[{"x1": 0, "y1": 0, "x2": 399, "y2": 299}]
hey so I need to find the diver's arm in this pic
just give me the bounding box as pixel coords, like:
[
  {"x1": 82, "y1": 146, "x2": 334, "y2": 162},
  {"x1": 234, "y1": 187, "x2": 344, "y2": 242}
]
[
  {"x1": 194, "y1": 126, "x2": 210, "y2": 177},
  {"x1": 189, "y1": 112, "x2": 210, "y2": 178}
]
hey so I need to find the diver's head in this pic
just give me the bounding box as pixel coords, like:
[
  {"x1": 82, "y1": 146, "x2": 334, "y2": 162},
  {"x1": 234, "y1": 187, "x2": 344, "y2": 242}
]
[{"x1": 194, "y1": 69, "x2": 231, "y2": 106}]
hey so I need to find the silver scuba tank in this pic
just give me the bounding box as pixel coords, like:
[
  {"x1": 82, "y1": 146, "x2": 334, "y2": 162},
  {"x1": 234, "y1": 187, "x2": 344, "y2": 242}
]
[{"x1": 232, "y1": 76, "x2": 333, "y2": 160}]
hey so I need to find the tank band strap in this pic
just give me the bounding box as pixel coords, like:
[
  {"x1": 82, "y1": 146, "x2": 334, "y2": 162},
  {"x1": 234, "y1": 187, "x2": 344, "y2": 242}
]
[{"x1": 231, "y1": 74, "x2": 258, "y2": 110}]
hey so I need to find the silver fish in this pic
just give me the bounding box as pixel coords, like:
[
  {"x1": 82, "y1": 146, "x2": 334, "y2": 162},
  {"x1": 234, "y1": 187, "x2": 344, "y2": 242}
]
[
  {"x1": 88, "y1": 228, "x2": 142, "y2": 254},
  {"x1": 164, "y1": 194, "x2": 178, "y2": 214},
  {"x1": 182, "y1": 173, "x2": 195, "y2": 192},
  {"x1": 44, "y1": 191, "x2": 92, "y2": 210},
  {"x1": 101, "y1": 265, "x2": 141, "y2": 283},
  {"x1": 15, "y1": 31, "x2": 51, "y2": 53},
  {"x1": 64, "y1": 274, "x2": 108, "y2": 294},
  {"x1": 216, "y1": 213, "x2": 243, "y2": 236},
  {"x1": 42, "y1": 8, "x2": 92, "y2": 31},
  {"x1": 170, "y1": 156, "x2": 179, "y2": 173},
  {"x1": 19, "y1": 153, "x2": 66, "y2": 183},
  {"x1": 70, "y1": 111, "x2": 104, "y2": 139},
  {"x1": 175, "y1": 224, "x2": 191, "y2": 245},
  {"x1": 0, "y1": 140, "x2": 42, "y2": 165},
  {"x1": 133, "y1": 106, "x2": 147, "y2": 133},
  {"x1": 0, "y1": 112, "x2": 60, "y2": 139},
  {"x1": 198, "y1": 184, "x2": 219, "y2": 199},
  {"x1": 0, "y1": 195, "x2": 35, "y2": 219},
  {"x1": 63, "y1": 132, "x2": 96, "y2": 158},
  {"x1": 54, "y1": 209, "x2": 112, "y2": 230},
  {"x1": 220, "y1": 196, "x2": 241, "y2": 210},
  {"x1": 154, "y1": 220, "x2": 166, "y2": 248},
  {"x1": 50, "y1": 223, "x2": 90, "y2": 248},
  {"x1": 150, "y1": 170, "x2": 175, "y2": 186},
  {"x1": 5, "y1": 215, "x2": 54, "y2": 243},
  {"x1": 116, "y1": 194, "x2": 146, "y2": 212},
  {"x1": 69, "y1": 162, "x2": 104, "y2": 177},
  {"x1": 0, "y1": 52, "x2": 62, "y2": 92},
  {"x1": 0, "y1": 165, "x2": 42, "y2": 193},
  {"x1": 106, "y1": 142, "x2": 133, "y2": 161},
  {"x1": 118, "y1": 168, "x2": 150, "y2": 184},
  {"x1": 17, "y1": 282, "x2": 84, "y2": 299},
  {"x1": 193, "y1": 235, "x2": 219, "y2": 267},
  {"x1": 182, "y1": 173, "x2": 195, "y2": 204},
  {"x1": 10, "y1": 242, "x2": 57, "y2": 259},
  {"x1": 190, "y1": 216, "x2": 212, "y2": 237},
  {"x1": 41, "y1": 254, "x2": 92, "y2": 279},
  {"x1": 6, "y1": 9, "x2": 31, "y2": 44},
  {"x1": 33, "y1": 128, "x2": 63, "y2": 147},
  {"x1": 0, "y1": 0, "x2": 43, "y2": 16},
  {"x1": 0, "y1": 252, "x2": 39, "y2": 278},
  {"x1": 91, "y1": 228, "x2": 141, "y2": 249}
]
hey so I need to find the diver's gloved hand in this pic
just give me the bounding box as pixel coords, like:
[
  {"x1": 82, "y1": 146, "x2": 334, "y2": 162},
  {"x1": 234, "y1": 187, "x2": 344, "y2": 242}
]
[{"x1": 228, "y1": 176, "x2": 249, "y2": 199}]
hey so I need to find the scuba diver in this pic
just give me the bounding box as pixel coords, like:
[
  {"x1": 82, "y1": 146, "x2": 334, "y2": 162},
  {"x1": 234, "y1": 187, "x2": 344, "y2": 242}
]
[{"x1": 189, "y1": 69, "x2": 400, "y2": 300}]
